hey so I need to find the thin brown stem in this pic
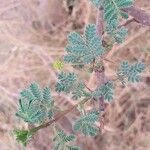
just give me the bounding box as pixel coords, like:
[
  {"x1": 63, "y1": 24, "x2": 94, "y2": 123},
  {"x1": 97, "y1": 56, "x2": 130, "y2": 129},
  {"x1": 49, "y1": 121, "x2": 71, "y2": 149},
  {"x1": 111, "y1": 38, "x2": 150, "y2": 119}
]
[
  {"x1": 84, "y1": 83, "x2": 93, "y2": 92},
  {"x1": 95, "y1": 9, "x2": 108, "y2": 112},
  {"x1": 118, "y1": 18, "x2": 136, "y2": 28},
  {"x1": 29, "y1": 3, "x2": 150, "y2": 135},
  {"x1": 103, "y1": 58, "x2": 117, "y2": 65},
  {"x1": 30, "y1": 98, "x2": 89, "y2": 132},
  {"x1": 96, "y1": 10, "x2": 104, "y2": 36}
]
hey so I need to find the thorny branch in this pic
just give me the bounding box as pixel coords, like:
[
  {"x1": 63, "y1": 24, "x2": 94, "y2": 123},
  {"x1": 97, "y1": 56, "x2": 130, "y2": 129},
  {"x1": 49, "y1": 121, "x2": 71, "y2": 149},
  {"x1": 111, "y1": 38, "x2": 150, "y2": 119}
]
[
  {"x1": 95, "y1": 9, "x2": 107, "y2": 112},
  {"x1": 31, "y1": 98, "x2": 89, "y2": 132},
  {"x1": 28, "y1": 4, "x2": 150, "y2": 133},
  {"x1": 95, "y1": 5, "x2": 150, "y2": 112}
]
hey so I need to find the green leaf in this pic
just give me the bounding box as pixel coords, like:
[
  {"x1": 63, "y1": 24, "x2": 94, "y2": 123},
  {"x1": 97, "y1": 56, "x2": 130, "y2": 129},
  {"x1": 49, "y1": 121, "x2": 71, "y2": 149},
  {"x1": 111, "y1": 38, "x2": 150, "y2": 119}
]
[
  {"x1": 55, "y1": 72, "x2": 77, "y2": 93},
  {"x1": 68, "y1": 32, "x2": 85, "y2": 45},
  {"x1": 118, "y1": 61, "x2": 130, "y2": 76},
  {"x1": 103, "y1": 0, "x2": 133, "y2": 28},
  {"x1": 64, "y1": 24, "x2": 105, "y2": 65},
  {"x1": 20, "y1": 89, "x2": 36, "y2": 102},
  {"x1": 53, "y1": 127, "x2": 79, "y2": 150},
  {"x1": 84, "y1": 24, "x2": 97, "y2": 42},
  {"x1": 56, "y1": 72, "x2": 88, "y2": 100},
  {"x1": 73, "y1": 112, "x2": 99, "y2": 136},
  {"x1": 89, "y1": 0, "x2": 102, "y2": 8},
  {"x1": 43, "y1": 86, "x2": 53, "y2": 106},
  {"x1": 120, "y1": 11, "x2": 129, "y2": 19},
  {"x1": 66, "y1": 45, "x2": 88, "y2": 54},
  {"x1": 43, "y1": 86, "x2": 54, "y2": 119},
  {"x1": 118, "y1": 61, "x2": 145, "y2": 83},
  {"x1": 16, "y1": 100, "x2": 46, "y2": 124},
  {"x1": 30, "y1": 83, "x2": 42, "y2": 100},
  {"x1": 67, "y1": 146, "x2": 80, "y2": 150},
  {"x1": 111, "y1": 27, "x2": 128, "y2": 43},
  {"x1": 89, "y1": 0, "x2": 134, "y2": 43},
  {"x1": 128, "y1": 62, "x2": 145, "y2": 82},
  {"x1": 93, "y1": 81, "x2": 114, "y2": 101},
  {"x1": 72, "y1": 82, "x2": 86, "y2": 100},
  {"x1": 13, "y1": 129, "x2": 36, "y2": 147},
  {"x1": 16, "y1": 83, "x2": 54, "y2": 124},
  {"x1": 43, "y1": 87, "x2": 51, "y2": 102}
]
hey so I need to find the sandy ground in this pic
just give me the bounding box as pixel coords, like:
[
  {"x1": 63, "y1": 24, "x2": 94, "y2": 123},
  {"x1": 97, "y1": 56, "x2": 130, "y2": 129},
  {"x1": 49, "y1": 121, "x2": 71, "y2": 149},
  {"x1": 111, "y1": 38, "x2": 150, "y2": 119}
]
[{"x1": 0, "y1": 0, "x2": 150, "y2": 149}]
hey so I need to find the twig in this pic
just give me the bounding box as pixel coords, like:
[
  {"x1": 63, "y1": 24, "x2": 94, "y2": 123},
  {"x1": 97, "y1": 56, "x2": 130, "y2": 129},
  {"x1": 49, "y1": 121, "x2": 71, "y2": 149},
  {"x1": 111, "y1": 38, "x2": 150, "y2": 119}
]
[
  {"x1": 84, "y1": 83, "x2": 93, "y2": 92},
  {"x1": 95, "y1": 9, "x2": 107, "y2": 112},
  {"x1": 118, "y1": 18, "x2": 136, "y2": 28},
  {"x1": 98, "y1": 5, "x2": 150, "y2": 27},
  {"x1": 96, "y1": 10, "x2": 104, "y2": 36},
  {"x1": 103, "y1": 58, "x2": 117, "y2": 65},
  {"x1": 30, "y1": 98, "x2": 89, "y2": 132}
]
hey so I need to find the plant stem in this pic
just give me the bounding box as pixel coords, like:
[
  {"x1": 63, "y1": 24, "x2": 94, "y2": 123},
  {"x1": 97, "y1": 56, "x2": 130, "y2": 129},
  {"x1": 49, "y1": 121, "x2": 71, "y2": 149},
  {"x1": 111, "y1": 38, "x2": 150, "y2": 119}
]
[
  {"x1": 95, "y1": 9, "x2": 107, "y2": 112},
  {"x1": 30, "y1": 98, "x2": 89, "y2": 132},
  {"x1": 118, "y1": 18, "x2": 136, "y2": 28}
]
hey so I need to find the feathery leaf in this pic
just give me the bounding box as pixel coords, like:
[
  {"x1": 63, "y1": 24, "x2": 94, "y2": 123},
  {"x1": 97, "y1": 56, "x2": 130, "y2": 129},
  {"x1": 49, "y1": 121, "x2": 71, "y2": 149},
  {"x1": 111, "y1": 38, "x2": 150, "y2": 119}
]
[
  {"x1": 56, "y1": 72, "x2": 89, "y2": 100},
  {"x1": 16, "y1": 83, "x2": 54, "y2": 124},
  {"x1": 118, "y1": 61, "x2": 145, "y2": 83},
  {"x1": 53, "y1": 127, "x2": 79, "y2": 150},
  {"x1": 64, "y1": 24, "x2": 105, "y2": 65},
  {"x1": 93, "y1": 81, "x2": 114, "y2": 101},
  {"x1": 73, "y1": 111, "x2": 99, "y2": 136}
]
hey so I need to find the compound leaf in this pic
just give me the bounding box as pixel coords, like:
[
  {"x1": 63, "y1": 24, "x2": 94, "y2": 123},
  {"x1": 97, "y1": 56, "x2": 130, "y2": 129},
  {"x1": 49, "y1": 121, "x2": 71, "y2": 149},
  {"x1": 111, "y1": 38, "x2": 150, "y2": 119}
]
[
  {"x1": 72, "y1": 82, "x2": 86, "y2": 100},
  {"x1": 84, "y1": 24, "x2": 97, "y2": 42},
  {"x1": 56, "y1": 72, "x2": 89, "y2": 100},
  {"x1": 30, "y1": 83, "x2": 42, "y2": 100},
  {"x1": 53, "y1": 127, "x2": 79, "y2": 150},
  {"x1": 20, "y1": 89, "x2": 36, "y2": 102},
  {"x1": 13, "y1": 129, "x2": 36, "y2": 147},
  {"x1": 68, "y1": 32, "x2": 85, "y2": 45},
  {"x1": 89, "y1": 0, "x2": 102, "y2": 8},
  {"x1": 73, "y1": 111, "x2": 99, "y2": 136},
  {"x1": 89, "y1": 0, "x2": 134, "y2": 43},
  {"x1": 110, "y1": 27, "x2": 128, "y2": 43},
  {"x1": 64, "y1": 24, "x2": 105, "y2": 65},
  {"x1": 16, "y1": 83, "x2": 54, "y2": 124},
  {"x1": 118, "y1": 61, "x2": 145, "y2": 83},
  {"x1": 93, "y1": 81, "x2": 114, "y2": 101},
  {"x1": 55, "y1": 72, "x2": 77, "y2": 93}
]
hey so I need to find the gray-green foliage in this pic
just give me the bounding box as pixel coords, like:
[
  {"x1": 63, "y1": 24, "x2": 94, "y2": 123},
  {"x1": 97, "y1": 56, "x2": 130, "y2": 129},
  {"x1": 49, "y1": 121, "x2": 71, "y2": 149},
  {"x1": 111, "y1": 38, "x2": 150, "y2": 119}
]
[
  {"x1": 89, "y1": 0, "x2": 134, "y2": 43},
  {"x1": 55, "y1": 72, "x2": 77, "y2": 93},
  {"x1": 14, "y1": 0, "x2": 147, "y2": 149},
  {"x1": 92, "y1": 81, "x2": 114, "y2": 101},
  {"x1": 117, "y1": 61, "x2": 145, "y2": 83},
  {"x1": 89, "y1": 0, "x2": 133, "y2": 27},
  {"x1": 64, "y1": 24, "x2": 105, "y2": 65},
  {"x1": 55, "y1": 72, "x2": 89, "y2": 100},
  {"x1": 103, "y1": 0, "x2": 133, "y2": 28},
  {"x1": 16, "y1": 83, "x2": 54, "y2": 124},
  {"x1": 108, "y1": 27, "x2": 128, "y2": 43},
  {"x1": 73, "y1": 111, "x2": 99, "y2": 136},
  {"x1": 53, "y1": 127, "x2": 80, "y2": 150},
  {"x1": 89, "y1": 0, "x2": 102, "y2": 8}
]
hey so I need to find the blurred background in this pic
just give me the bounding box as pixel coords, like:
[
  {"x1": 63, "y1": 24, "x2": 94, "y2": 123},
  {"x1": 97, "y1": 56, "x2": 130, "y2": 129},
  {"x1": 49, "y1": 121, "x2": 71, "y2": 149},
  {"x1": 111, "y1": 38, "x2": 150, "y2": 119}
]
[{"x1": 0, "y1": 0, "x2": 149, "y2": 149}]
